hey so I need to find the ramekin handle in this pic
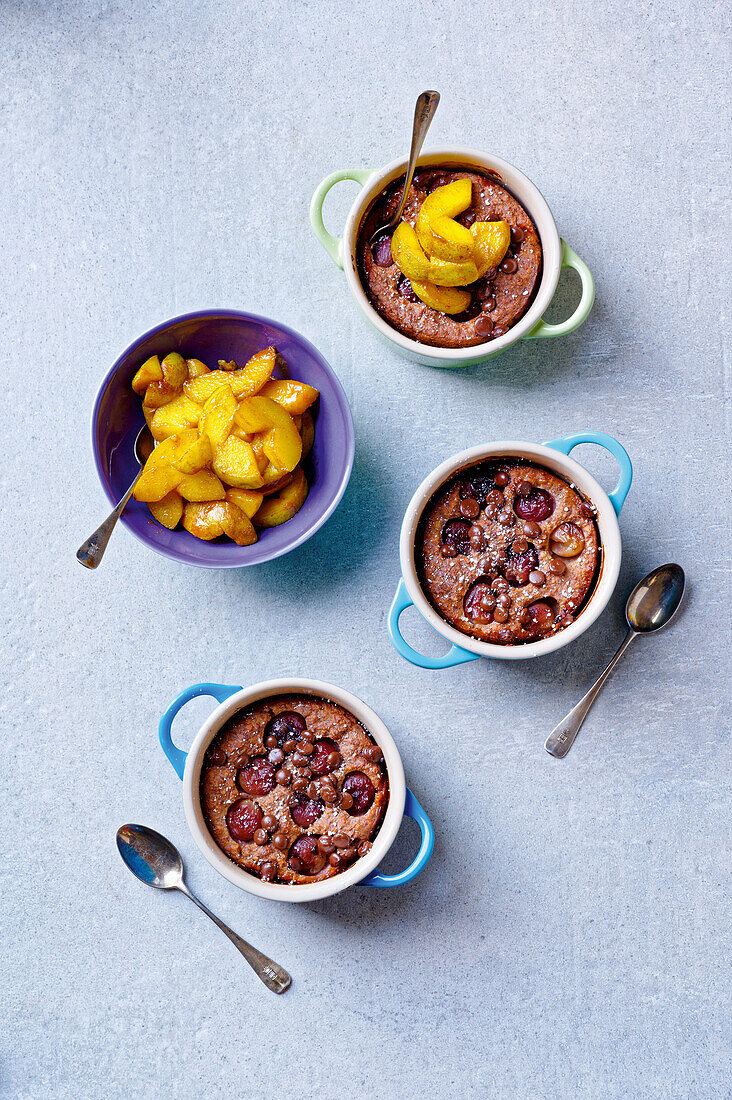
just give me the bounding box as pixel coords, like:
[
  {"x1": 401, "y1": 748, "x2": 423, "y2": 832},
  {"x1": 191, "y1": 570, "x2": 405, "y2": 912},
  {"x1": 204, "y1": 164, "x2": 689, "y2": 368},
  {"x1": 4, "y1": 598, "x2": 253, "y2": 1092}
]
[
  {"x1": 544, "y1": 431, "x2": 633, "y2": 515},
  {"x1": 159, "y1": 682, "x2": 242, "y2": 779},
  {"x1": 310, "y1": 169, "x2": 374, "y2": 268},
  {"x1": 388, "y1": 578, "x2": 479, "y2": 669},
  {"x1": 526, "y1": 240, "x2": 595, "y2": 339},
  {"x1": 361, "y1": 789, "x2": 434, "y2": 888}
]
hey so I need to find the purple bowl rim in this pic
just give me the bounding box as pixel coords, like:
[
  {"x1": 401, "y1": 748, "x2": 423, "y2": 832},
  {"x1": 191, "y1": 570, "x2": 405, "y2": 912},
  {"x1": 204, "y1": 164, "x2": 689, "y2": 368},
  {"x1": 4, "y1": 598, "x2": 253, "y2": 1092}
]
[{"x1": 90, "y1": 308, "x2": 355, "y2": 568}]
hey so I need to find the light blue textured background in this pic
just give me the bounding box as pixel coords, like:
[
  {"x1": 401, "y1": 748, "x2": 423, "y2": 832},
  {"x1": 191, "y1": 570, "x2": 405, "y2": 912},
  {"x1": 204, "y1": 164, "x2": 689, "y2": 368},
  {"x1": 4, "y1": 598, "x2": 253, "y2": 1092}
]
[{"x1": 1, "y1": 2, "x2": 730, "y2": 1097}]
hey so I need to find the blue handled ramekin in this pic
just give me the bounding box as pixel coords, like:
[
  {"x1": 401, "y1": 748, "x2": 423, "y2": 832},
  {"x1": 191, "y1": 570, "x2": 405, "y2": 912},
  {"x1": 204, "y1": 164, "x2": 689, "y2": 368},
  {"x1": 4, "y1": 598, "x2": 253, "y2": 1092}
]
[
  {"x1": 159, "y1": 678, "x2": 434, "y2": 902},
  {"x1": 389, "y1": 432, "x2": 632, "y2": 667}
]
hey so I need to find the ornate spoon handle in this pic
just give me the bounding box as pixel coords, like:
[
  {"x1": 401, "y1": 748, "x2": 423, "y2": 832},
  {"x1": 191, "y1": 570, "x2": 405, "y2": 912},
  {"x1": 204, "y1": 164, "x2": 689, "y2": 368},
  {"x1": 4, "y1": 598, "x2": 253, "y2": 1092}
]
[
  {"x1": 545, "y1": 629, "x2": 637, "y2": 758},
  {"x1": 177, "y1": 882, "x2": 291, "y2": 994},
  {"x1": 76, "y1": 469, "x2": 142, "y2": 569}
]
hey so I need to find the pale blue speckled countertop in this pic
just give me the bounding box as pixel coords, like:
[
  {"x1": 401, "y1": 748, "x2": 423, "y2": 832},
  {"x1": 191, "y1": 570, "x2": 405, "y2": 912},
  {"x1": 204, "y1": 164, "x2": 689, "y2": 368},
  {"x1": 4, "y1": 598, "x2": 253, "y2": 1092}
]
[{"x1": 1, "y1": 2, "x2": 729, "y2": 1097}]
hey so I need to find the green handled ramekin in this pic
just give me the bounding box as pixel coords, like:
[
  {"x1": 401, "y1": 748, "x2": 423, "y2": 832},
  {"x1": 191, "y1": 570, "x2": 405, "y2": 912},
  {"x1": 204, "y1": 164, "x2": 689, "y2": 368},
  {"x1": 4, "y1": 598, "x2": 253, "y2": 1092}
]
[{"x1": 310, "y1": 147, "x2": 595, "y2": 368}]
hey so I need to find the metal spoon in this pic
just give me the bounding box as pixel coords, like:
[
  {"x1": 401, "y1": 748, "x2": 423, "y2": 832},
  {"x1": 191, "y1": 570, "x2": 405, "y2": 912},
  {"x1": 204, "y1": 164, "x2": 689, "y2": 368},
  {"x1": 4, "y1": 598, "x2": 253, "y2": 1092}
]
[
  {"x1": 545, "y1": 563, "x2": 685, "y2": 759},
  {"x1": 77, "y1": 425, "x2": 154, "y2": 569},
  {"x1": 116, "y1": 824, "x2": 292, "y2": 994},
  {"x1": 368, "y1": 89, "x2": 440, "y2": 245}
]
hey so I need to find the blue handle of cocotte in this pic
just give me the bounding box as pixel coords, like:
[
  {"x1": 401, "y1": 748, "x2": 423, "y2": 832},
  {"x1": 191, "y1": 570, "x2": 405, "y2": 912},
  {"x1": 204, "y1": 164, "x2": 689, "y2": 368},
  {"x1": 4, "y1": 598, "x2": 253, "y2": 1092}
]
[
  {"x1": 544, "y1": 431, "x2": 633, "y2": 515},
  {"x1": 159, "y1": 682, "x2": 242, "y2": 779},
  {"x1": 387, "y1": 578, "x2": 479, "y2": 669},
  {"x1": 360, "y1": 789, "x2": 434, "y2": 887}
]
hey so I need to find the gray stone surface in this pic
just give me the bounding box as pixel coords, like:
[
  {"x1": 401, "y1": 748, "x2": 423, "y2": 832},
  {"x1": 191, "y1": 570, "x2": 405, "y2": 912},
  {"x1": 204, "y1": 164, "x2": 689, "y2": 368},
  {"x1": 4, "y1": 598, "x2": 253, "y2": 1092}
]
[{"x1": 1, "y1": 1, "x2": 730, "y2": 1097}]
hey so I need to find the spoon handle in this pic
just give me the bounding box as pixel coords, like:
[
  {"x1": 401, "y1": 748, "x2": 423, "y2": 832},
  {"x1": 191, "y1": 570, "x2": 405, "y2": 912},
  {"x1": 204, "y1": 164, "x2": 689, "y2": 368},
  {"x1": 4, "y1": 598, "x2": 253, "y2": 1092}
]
[
  {"x1": 393, "y1": 90, "x2": 440, "y2": 224},
  {"x1": 545, "y1": 629, "x2": 637, "y2": 758},
  {"x1": 178, "y1": 883, "x2": 292, "y2": 994},
  {"x1": 76, "y1": 469, "x2": 142, "y2": 569}
]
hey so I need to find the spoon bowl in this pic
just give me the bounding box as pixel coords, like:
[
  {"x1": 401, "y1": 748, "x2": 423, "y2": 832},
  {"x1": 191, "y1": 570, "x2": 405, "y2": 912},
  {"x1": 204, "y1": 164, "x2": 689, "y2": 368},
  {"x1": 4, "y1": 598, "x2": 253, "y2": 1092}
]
[
  {"x1": 134, "y1": 425, "x2": 155, "y2": 466},
  {"x1": 117, "y1": 823, "x2": 184, "y2": 890},
  {"x1": 626, "y1": 562, "x2": 685, "y2": 632}
]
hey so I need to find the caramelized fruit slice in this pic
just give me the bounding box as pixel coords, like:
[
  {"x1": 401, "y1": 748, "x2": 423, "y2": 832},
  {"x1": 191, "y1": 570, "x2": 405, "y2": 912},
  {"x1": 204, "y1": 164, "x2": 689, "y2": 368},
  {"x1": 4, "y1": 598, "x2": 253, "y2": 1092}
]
[
  {"x1": 299, "y1": 411, "x2": 314, "y2": 457},
  {"x1": 201, "y1": 386, "x2": 237, "y2": 449},
  {"x1": 300, "y1": 410, "x2": 315, "y2": 458},
  {"x1": 259, "y1": 379, "x2": 319, "y2": 415},
  {"x1": 409, "y1": 279, "x2": 471, "y2": 314},
  {"x1": 132, "y1": 355, "x2": 163, "y2": 394},
  {"x1": 177, "y1": 470, "x2": 226, "y2": 502},
  {"x1": 471, "y1": 221, "x2": 511, "y2": 275},
  {"x1": 144, "y1": 437, "x2": 179, "y2": 470},
  {"x1": 212, "y1": 435, "x2": 264, "y2": 489},
  {"x1": 149, "y1": 395, "x2": 202, "y2": 441},
  {"x1": 220, "y1": 502, "x2": 258, "y2": 545},
  {"x1": 183, "y1": 502, "x2": 224, "y2": 539},
  {"x1": 261, "y1": 409, "x2": 302, "y2": 473},
  {"x1": 233, "y1": 395, "x2": 282, "y2": 433},
  {"x1": 391, "y1": 222, "x2": 430, "y2": 280},
  {"x1": 174, "y1": 433, "x2": 213, "y2": 474},
  {"x1": 421, "y1": 177, "x2": 473, "y2": 216},
  {"x1": 160, "y1": 352, "x2": 188, "y2": 389},
  {"x1": 225, "y1": 487, "x2": 264, "y2": 519},
  {"x1": 253, "y1": 466, "x2": 308, "y2": 527},
  {"x1": 414, "y1": 210, "x2": 434, "y2": 255},
  {"x1": 148, "y1": 490, "x2": 184, "y2": 529},
  {"x1": 415, "y1": 178, "x2": 472, "y2": 252},
  {"x1": 142, "y1": 380, "x2": 179, "y2": 409},
  {"x1": 184, "y1": 371, "x2": 235, "y2": 403},
  {"x1": 260, "y1": 468, "x2": 293, "y2": 495},
  {"x1": 427, "y1": 256, "x2": 480, "y2": 287},
  {"x1": 234, "y1": 396, "x2": 301, "y2": 476},
  {"x1": 429, "y1": 214, "x2": 475, "y2": 262},
  {"x1": 249, "y1": 434, "x2": 269, "y2": 474},
  {"x1": 134, "y1": 465, "x2": 183, "y2": 503},
  {"x1": 220, "y1": 347, "x2": 277, "y2": 398},
  {"x1": 263, "y1": 428, "x2": 300, "y2": 475},
  {"x1": 185, "y1": 358, "x2": 209, "y2": 379}
]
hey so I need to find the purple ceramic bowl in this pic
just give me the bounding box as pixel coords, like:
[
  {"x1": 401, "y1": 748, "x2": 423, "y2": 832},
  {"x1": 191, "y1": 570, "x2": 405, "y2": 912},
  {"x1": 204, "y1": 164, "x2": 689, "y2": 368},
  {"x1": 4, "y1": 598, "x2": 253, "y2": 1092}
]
[{"x1": 91, "y1": 309, "x2": 354, "y2": 567}]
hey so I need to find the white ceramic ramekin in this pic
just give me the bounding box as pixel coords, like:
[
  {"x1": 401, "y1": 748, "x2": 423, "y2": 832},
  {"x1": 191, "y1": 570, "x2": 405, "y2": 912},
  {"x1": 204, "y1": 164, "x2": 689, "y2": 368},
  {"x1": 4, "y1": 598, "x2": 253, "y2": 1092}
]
[
  {"x1": 159, "y1": 678, "x2": 434, "y2": 902},
  {"x1": 311, "y1": 147, "x2": 594, "y2": 367},
  {"x1": 388, "y1": 433, "x2": 633, "y2": 666}
]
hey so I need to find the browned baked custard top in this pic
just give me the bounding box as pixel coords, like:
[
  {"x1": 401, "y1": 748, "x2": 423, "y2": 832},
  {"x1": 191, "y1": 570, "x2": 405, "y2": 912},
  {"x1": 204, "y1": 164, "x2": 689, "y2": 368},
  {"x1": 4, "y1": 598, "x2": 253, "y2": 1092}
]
[
  {"x1": 200, "y1": 694, "x2": 389, "y2": 884},
  {"x1": 417, "y1": 460, "x2": 600, "y2": 644},
  {"x1": 358, "y1": 168, "x2": 542, "y2": 349}
]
